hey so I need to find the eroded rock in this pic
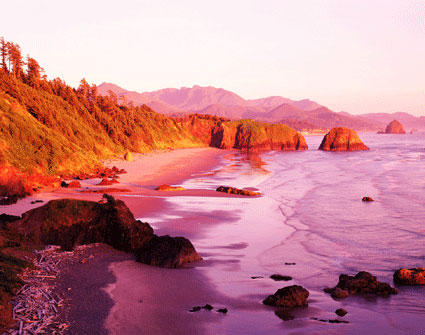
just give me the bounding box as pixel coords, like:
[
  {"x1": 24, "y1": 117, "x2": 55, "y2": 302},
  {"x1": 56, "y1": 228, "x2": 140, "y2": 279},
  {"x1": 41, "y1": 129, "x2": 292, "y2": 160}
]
[
  {"x1": 324, "y1": 271, "x2": 397, "y2": 298},
  {"x1": 216, "y1": 186, "x2": 260, "y2": 196},
  {"x1": 319, "y1": 127, "x2": 369, "y2": 151},
  {"x1": 135, "y1": 235, "x2": 202, "y2": 268},
  {"x1": 155, "y1": 184, "x2": 186, "y2": 191},
  {"x1": 263, "y1": 285, "x2": 309, "y2": 307},
  {"x1": 393, "y1": 268, "x2": 425, "y2": 285}
]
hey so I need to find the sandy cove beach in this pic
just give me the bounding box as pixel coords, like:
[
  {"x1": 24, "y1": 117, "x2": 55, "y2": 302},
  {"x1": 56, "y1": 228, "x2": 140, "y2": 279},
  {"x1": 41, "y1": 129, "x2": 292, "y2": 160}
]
[{"x1": 1, "y1": 147, "x2": 244, "y2": 334}]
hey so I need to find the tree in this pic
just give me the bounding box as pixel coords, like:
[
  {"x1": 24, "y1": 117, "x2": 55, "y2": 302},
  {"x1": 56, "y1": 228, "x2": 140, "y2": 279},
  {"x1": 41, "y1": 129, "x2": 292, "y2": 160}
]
[
  {"x1": 0, "y1": 37, "x2": 7, "y2": 71},
  {"x1": 7, "y1": 42, "x2": 24, "y2": 78},
  {"x1": 77, "y1": 78, "x2": 90, "y2": 98},
  {"x1": 26, "y1": 56, "x2": 44, "y2": 88}
]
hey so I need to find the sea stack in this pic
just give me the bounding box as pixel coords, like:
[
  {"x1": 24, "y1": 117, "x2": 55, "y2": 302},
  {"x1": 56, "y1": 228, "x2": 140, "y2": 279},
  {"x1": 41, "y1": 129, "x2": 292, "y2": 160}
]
[
  {"x1": 319, "y1": 127, "x2": 369, "y2": 151},
  {"x1": 384, "y1": 120, "x2": 406, "y2": 134}
]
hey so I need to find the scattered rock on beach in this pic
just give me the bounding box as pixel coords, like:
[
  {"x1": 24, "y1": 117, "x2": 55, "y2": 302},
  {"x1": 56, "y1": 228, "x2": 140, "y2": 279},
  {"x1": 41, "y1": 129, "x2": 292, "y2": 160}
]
[
  {"x1": 324, "y1": 271, "x2": 398, "y2": 299},
  {"x1": 202, "y1": 304, "x2": 214, "y2": 310},
  {"x1": 319, "y1": 127, "x2": 369, "y2": 151},
  {"x1": 263, "y1": 285, "x2": 309, "y2": 307},
  {"x1": 67, "y1": 181, "x2": 81, "y2": 188},
  {"x1": 135, "y1": 235, "x2": 202, "y2": 268},
  {"x1": 393, "y1": 268, "x2": 425, "y2": 285},
  {"x1": 216, "y1": 186, "x2": 260, "y2": 196},
  {"x1": 312, "y1": 317, "x2": 349, "y2": 324},
  {"x1": 155, "y1": 184, "x2": 186, "y2": 191},
  {"x1": 335, "y1": 308, "x2": 348, "y2": 317},
  {"x1": 217, "y1": 308, "x2": 228, "y2": 314},
  {"x1": 189, "y1": 306, "x2": 201, "y2": 312},
  {"x1": 362, "y1": 197, "x2": 374, "y2": 202},
  {"x1": 97, "y1": 178, "x2": 114, "y2": 186},
  {"x1": 285, "y1": 262, "x2": 296, "y2": 265},
  {"x1": 270, "y1": 274, "x2": 292, "y2": 281},
  {"x1": 124, "y1": 151, "x2": 133, "y2": 161}
]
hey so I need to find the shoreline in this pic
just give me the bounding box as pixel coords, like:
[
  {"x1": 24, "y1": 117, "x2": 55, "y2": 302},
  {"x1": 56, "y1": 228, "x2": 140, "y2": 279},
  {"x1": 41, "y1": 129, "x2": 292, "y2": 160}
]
[{"x1": 1, "y1": 147, "x2": 238, "y2": 334}]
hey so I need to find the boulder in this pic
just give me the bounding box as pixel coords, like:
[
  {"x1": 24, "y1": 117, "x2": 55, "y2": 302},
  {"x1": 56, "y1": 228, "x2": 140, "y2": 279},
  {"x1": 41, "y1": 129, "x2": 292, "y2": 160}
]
[
  {"x1": 97, "y1": 178, "x2": 114, "y2": 186},
  {"x1": 9, "y1": 196, "x2": 201, "y2": 268},
  {"x1": 270, "y1": 274, "x2": 292, "y2": 281},
  {"x1": 135, "y1": 235, "x2": 202, "y2": 268},
  {"x1": 319, "y1": 127, "x2": 369, "y2": 151},
  {"x1": 124, "y1": 151, "x2": 133, "y2": 161},
  {"x1": 67, "y1": 181, "x2": 81, "y2": 188},
  {"x1": 216, "y1": 186, "x2": 260, "y2": 196},
  {"x1": 335, "y1": 308, "x2": 347, "y2": 317},
  {"x1": 155, "y1": 184, "x2": 186, "y2": 191},
  {"x1": 393, "y1": 268, "x2": 425, "y2": 285},
  {"x1": 324, "y1": 271, "x2": 397, "y2": 298},
  {"x1": 362, "y1": 197, "x2": 374, "y2": 202},
  {"x1": 384, "y1": 120, "x2": 406, "y2": 134},
  {"x1": 263, "y1": 285, "x2": 309, "y2": 307}
]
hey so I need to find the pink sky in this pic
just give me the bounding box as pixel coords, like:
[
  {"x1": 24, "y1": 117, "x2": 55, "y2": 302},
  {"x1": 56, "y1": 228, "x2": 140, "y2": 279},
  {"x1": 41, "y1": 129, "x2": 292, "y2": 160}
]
[{"x1": 2, "y1": 0, "x2": 425, "y2": 115}]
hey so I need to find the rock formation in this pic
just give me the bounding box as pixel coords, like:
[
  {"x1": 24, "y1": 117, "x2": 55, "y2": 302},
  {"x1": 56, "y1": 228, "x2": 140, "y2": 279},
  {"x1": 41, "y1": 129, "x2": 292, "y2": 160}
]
[
  {"x1": 362, "y1": 197, "x2": 374, "y2": 202},
  {"x1": 216, "y1": 186, "x2": 260, "y2": 196},
  {"x1": 383, "y1": 120, "x2": 406, "y2": 134},
  {"x1": 319, "y1": 127, "x2": 369, "y2": 151},
  {"x1": 263, "y1": 285, "x2": 309, "y2": 307},
  {"x1": 393, "y1": 268, "x2": 425, "y2": 285},
  {"x1": 9, "y1": 196, "x2": 201, "y2": 268},
  {"x1": 155, "y1": 184, "x2": 186, "y2": 191},
  {"x1": 324, "y1": 271, "x2": 397, "y2": 298}
]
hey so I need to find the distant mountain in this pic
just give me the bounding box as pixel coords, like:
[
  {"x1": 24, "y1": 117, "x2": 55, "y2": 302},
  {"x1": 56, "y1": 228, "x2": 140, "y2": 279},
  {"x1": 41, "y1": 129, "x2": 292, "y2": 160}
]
[
  {"x1": 97, "y1": 83, "x2": 323, "y2": 117},
  {"x1": 97, "y1": 83, "x2": 424, "y2": 130}
]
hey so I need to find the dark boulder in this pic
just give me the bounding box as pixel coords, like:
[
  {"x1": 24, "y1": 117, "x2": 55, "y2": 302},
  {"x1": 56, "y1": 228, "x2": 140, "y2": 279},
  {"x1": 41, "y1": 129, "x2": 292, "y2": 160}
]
[
  {"x1": 263, "y1": 285, "x2": 309, "y2": 307},
  {"x1": 362, "y1": 197, "x2": 374, "y2": 202},
  {"x1": 216, "y1": 186, "x2": 260, "y2": 196},
  {"x1": 335, "y1": 308, "x2": 348, "y2": 317},
  {"x1": 135, "y1": 235, "x2": 202, "y2": 268},
  {"x1": 270, "y1": 274, "x2": 292, "y2": 281},
  {"x1": 324, "y1": 271, "x2": 397, "y2": 298},
  {"x1": 9, "y1": 196, "x2": 201, "y2": 268}
]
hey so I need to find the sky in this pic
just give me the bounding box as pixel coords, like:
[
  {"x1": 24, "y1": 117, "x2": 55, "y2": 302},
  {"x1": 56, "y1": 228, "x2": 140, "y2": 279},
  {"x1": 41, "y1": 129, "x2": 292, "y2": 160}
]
[{"x1": 2, "y1": 0, "x2": 425, "y2": 115}]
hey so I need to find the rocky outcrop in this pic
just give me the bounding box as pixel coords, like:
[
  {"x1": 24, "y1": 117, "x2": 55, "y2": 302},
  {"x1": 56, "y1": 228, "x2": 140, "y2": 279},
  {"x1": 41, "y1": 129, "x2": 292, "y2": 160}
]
[
  {"x1": 216, "y1": 186, "x2": 260, "y2": 196},
  {"x1": 319, "y1": 127, "x2": 369, "y2": 151},
  {"x1": 97, "y1": 178, "x2": 119, "y2": 186},
  {"x1": 135, "y1": 235, "x2": 202, "y2": 268},
  {"x1": 184, "y1": 117, "x2": 308, "y2": 151},
  {"x1": 362, "y1": 197, "x2": 374, "y2": 202},
  {"x1": 324, "y1": 271, "x2": 398, "y2": 298},
  {"x1": 263, "y1": 285, "x2": 309, "y2": 307},
  {"x1": 9, "y1": 196, "x2": 201, "y2": 268},
  {"x1": 383, "y1": 120, "x2": 406, "y2": 134},
  {"x1": 393, "y1": 268, "x2": 425, "y2": 285},
  {"x1": 155, "y1": 184, "x2": 186, "y2": 191},
  {"x1": 67, "y1": 181, "x2": 81, "y2": 188}
]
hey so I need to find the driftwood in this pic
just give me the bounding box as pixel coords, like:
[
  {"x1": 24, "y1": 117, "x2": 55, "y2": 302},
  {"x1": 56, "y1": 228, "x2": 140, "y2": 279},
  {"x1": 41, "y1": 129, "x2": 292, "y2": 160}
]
[{"x1": 5, "y1": 245, "x2": 71, "y2": 335}]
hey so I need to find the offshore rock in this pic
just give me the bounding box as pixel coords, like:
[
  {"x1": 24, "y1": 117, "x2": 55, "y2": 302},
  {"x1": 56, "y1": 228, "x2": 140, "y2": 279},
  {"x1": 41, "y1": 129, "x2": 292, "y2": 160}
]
[
  {"x1": 263, "y1": 285, "x2": 309, "y2": 307},
  {"x1": 324, "y1": 271, "x2": 398, "y2": 298},
  {"x1": 319, "y1": 127, "x2": 369, "y2": 151},
  {"x1": 393, "y1": 268, "x2": 425, "y2": 285},
  {"x1": 384, "y1": 120, "x2": 406, "y2": 134}
]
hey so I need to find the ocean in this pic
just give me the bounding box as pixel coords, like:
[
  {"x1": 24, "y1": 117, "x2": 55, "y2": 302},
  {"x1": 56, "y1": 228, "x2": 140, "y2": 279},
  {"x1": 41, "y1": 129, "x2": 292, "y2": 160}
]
[{"x1": 108, "y1": 133, "x2": 425, "y2": 335}]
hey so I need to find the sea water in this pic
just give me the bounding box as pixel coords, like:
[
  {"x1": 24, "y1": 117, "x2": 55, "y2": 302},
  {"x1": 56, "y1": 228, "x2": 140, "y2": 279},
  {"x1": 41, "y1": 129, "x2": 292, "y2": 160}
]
[{"x1": 111, "y1": 133, "x2": 425, "y2": 335}]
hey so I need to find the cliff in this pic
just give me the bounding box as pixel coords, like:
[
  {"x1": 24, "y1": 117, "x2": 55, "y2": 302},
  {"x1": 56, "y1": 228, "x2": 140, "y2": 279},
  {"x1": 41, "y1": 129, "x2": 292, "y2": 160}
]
[{"x1": 319, "y1": 127, "x2": 369, "y2": 151}]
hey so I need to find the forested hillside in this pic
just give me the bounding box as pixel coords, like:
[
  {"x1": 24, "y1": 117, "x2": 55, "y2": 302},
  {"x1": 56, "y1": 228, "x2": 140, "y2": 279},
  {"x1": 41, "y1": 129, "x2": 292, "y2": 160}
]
[{"x1": 0, "y1": 38, "x2": 306, "y2": 200}]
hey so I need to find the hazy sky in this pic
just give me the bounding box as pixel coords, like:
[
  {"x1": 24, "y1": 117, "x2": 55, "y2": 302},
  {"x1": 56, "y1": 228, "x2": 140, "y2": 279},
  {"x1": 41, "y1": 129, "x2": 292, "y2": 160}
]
[{"x1": 2, "y1": 0, "x2": 425, "y2": 115}]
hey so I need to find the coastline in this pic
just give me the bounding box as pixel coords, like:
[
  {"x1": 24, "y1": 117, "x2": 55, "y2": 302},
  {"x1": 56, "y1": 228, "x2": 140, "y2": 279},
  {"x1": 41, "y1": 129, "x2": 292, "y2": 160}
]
[{"x1": 1, "y1": 147, "x2": 237, "y2": 334}]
